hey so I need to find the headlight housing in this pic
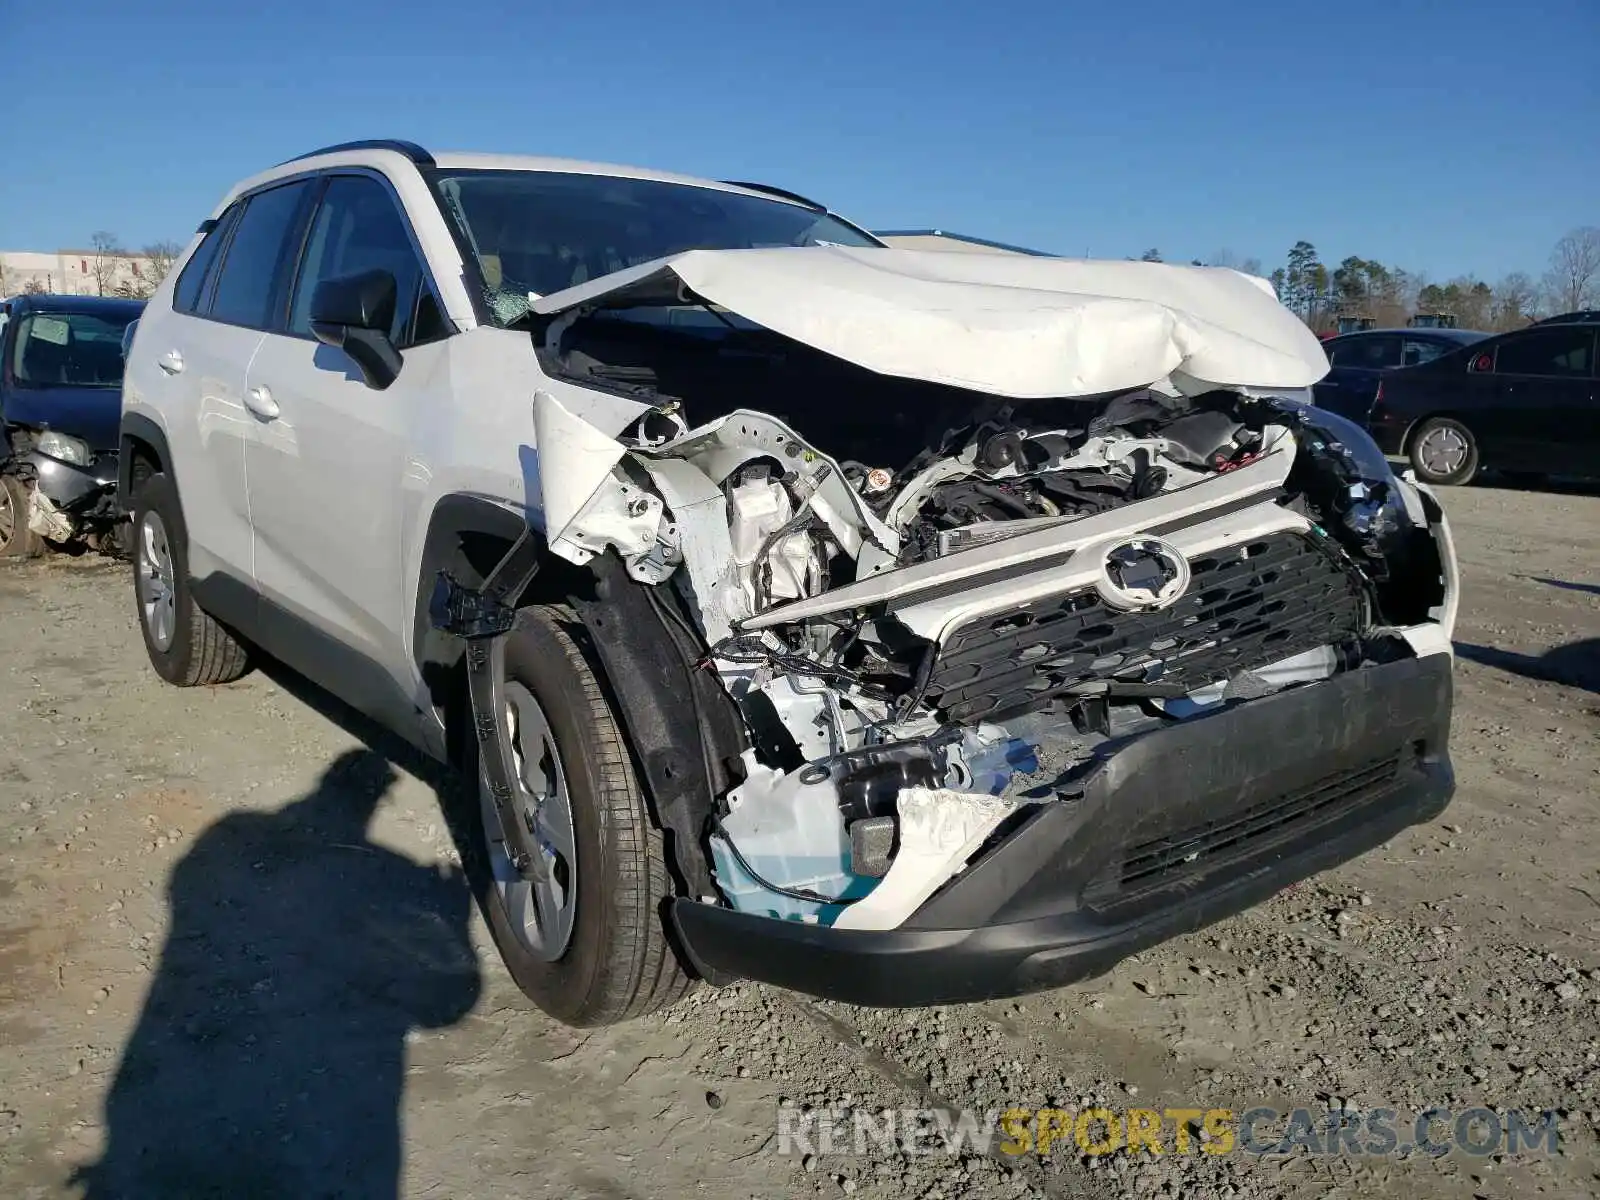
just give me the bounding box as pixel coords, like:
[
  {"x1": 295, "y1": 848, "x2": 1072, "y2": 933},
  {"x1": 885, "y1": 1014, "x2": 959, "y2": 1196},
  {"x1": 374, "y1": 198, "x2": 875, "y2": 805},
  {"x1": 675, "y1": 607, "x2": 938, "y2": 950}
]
[{"x1": 35, "y1": 431, "x2": 91, "y2": 467}]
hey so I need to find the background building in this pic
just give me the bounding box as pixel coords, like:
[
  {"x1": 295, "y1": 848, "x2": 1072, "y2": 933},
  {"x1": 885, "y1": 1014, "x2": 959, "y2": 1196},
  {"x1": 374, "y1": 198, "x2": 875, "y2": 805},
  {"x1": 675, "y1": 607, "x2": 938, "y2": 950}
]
[
  {"x1": 0, "y1": 248, "x2": 167, "y2": 298},
  {"x1": 874, "y1": 229, "x2": 1054, "y2": 256}
]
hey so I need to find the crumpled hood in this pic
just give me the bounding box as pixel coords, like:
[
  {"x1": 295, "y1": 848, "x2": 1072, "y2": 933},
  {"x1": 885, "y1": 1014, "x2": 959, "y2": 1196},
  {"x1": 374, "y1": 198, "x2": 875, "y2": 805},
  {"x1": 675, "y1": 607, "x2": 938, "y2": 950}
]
[{"x1": 532, "y1": 246, "x2": 1330, "y2": 398}]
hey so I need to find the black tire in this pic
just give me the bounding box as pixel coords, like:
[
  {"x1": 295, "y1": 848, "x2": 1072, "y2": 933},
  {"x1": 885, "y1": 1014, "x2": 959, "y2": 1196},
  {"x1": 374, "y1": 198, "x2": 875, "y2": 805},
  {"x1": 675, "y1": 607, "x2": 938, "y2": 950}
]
[
  {"x1": 0, "y1": 475, "x2": 43, "y2": 558},
  {"x1": 1407, "y1": 416, "x2": 1480, "y2": 486},
  {"x1": 473, "y1": 604, "x2": 694, "y2": 1026},
  {"x1": 130, "y1": 472, "x2": 251, "y2": 686}
]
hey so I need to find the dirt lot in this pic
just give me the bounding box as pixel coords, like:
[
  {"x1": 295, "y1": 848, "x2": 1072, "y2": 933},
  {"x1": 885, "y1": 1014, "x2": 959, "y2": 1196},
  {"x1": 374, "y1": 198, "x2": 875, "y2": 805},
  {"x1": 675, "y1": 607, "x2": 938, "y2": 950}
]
[{"x1": 1, "y1": 482, "x2": 1597, "y2": 1200}]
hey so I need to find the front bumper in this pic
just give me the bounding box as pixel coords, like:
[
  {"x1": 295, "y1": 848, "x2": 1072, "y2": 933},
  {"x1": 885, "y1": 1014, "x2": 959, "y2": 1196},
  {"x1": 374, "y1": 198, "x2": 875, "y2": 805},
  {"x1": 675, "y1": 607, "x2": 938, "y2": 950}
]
[
  {"x1": 670, "y1": 653, "x2": 1454, "y2": 1007},
  {"x1": 27, "y1": 450, "x2": 120, "y2": 512}
]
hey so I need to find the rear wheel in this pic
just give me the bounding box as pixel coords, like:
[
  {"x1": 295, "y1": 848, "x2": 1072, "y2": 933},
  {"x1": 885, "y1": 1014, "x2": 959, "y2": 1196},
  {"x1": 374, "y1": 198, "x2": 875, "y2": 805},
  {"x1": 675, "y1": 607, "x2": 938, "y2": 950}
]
[
  {"x1": 472, "y1": 604, "x2": 694, "y2": 1026},
  {"x1": 131, "y1": 472, "x2": 251, "y2": 686},
  {"x1": 1408, "y1": 417, "x2": 1479, "y2": 486},
  {"x1": 0, "y1": 476, "x2": 42, "y2": 558}
]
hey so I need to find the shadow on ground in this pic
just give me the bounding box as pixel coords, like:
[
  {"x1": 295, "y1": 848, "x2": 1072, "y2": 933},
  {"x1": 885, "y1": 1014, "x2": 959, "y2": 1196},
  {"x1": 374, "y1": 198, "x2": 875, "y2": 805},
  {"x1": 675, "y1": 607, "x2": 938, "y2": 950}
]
[
  {"x1": 1455, "y1": 637, "x2": 1600, "y2": 696},
  {"x1": 1476, "y1": 473, "x2": 1600, "y2": 497},
  {"x1": 1523, "y1": 576, "x2": 1600, "y2": 599},
  {"x1": 74, "y1": 746, "x2": 482, "y2": 1200}
]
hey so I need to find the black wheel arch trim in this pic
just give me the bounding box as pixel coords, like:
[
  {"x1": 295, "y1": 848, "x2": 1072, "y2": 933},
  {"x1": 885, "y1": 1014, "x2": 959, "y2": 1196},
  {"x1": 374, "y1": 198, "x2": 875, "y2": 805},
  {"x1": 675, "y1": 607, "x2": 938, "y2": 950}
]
[
  {"x1": 119, "y1": 412, "x2": 172, "y2": 508},
  {"x1": 412, "y1": 493, "x2": 534, "y2": 717},
  {"x1": 567, "y1": 553, "x2": 748, "y2": 900},
  {"x1": 412, "y1": 493, "x2": 746, "y2": 899}
]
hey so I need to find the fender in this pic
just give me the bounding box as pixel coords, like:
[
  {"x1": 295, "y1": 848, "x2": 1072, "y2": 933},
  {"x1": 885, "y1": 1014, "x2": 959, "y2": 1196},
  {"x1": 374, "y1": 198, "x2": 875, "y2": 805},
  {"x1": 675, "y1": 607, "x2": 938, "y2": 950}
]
[
  {"x1": 1402, "y1": 410, "x2": 1469, "y2": 454},
  {"x1": 118, "y1": 411, "x2": 172, "y2": 507},
  {"x1": 411, "y1": 492, "x2": 532, "y2": 721},
  {"x1": 413, "y1": 492, "x2": 745, "y2": 896}
]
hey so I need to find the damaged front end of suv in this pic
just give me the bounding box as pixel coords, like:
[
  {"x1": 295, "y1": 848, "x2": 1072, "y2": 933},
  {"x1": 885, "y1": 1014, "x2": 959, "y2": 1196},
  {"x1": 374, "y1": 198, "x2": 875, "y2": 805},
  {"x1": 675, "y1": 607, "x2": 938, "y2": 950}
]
[{"x1": 482, "y1": 247, "x2": 1458, "y2": 1006}]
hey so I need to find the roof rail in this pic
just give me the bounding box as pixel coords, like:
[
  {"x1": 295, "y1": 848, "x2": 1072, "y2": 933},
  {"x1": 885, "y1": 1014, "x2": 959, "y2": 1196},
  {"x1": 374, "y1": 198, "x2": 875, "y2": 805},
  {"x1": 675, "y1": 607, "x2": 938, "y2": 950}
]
[
  {"x1": 278, "y1": 139, "x2": 435, "y2": 167},
  {"x1": 720, "y1": 180, "x2": 826, "y2": 212},
  {"x1": 873, "y1": 229, "x2": 1054, "y2": 257}
]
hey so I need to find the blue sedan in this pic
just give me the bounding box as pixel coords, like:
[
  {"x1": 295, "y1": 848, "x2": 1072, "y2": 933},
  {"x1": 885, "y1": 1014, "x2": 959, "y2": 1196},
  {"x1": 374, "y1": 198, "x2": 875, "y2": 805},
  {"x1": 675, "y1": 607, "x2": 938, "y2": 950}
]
[{"x1": 1313, "y1": 328, "x2": 1489, "y2": 425}]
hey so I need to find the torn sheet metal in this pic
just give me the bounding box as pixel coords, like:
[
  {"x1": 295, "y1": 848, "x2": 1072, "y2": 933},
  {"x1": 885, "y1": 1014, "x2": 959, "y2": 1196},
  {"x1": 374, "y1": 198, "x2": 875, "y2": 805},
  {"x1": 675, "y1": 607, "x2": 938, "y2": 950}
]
[
  {"x1": 831, "y1": 788, "x2": 1022, "y2": 932},
  {"x1": 1405, "y1": 474, "x2": 1461, "y2": 648},
  {"x1": 531, "y1": 390, "x2": 628, "y2": 551},
  {"x1": 638, "y1": 409, "x2": 899, "y2": 557},
  {"x1": 532, "y1": 246, "x2": 1330, "y2": 399}
]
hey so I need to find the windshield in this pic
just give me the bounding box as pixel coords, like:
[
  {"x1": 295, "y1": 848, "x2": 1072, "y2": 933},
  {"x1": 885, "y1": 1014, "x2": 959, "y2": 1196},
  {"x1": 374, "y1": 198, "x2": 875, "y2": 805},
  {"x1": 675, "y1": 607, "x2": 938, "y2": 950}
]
[
  {"x1": 9, "y1": 310, "x2": 137, "y2": 389},
  {"x1": 433, "y1": 170, "x2": 880, "y2": 325}
]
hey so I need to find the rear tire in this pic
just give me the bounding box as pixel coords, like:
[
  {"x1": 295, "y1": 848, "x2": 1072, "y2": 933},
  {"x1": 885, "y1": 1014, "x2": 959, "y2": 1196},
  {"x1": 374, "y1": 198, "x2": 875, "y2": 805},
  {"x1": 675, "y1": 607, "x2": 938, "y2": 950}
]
[
  {"x1": 1407, "y1": 417, "x2": 1479, "y2": 486},
  {"x1": 0, "y1": 476, "x2": 43, "y2": 558},
  {"x1": 130, "y1": 472, "x2": 251, "y2": 686},
  {"x1": 471, "y1": 604, "x2": 694, "y2": 1026}
]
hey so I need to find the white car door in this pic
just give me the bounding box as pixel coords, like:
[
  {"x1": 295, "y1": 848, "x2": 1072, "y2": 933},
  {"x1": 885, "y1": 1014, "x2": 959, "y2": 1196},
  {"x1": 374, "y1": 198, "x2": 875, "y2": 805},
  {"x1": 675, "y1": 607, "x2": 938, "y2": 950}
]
[
  {"x1": 123, "y1": 195, "x2": 286, "y2": 587},
  {"x1": 241, "y1": 172, "x2": 452, "y2": 711}
]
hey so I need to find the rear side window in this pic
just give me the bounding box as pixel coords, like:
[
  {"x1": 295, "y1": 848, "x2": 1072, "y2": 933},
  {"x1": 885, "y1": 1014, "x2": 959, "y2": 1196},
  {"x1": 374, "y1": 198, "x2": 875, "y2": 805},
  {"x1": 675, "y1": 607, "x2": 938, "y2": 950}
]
[
  {"x1": 1493, "y1": 327, "x2": 1595, "y2": 377},
  {"x1": 209, "y1": 181, "x2": 313, "y2": 329},
  {"x1": 1402, "y1": 339, "x2": 1450, "y2": 368},
  {"x1": 1329, "y1": 335, "x2": 1400, "y2": 369},
  {"x1": 172, "y1": 205, "x2": 240, "y2": 315},
  {"x1": 288, "y1": 175, "x2": 440, "y2": 347}
]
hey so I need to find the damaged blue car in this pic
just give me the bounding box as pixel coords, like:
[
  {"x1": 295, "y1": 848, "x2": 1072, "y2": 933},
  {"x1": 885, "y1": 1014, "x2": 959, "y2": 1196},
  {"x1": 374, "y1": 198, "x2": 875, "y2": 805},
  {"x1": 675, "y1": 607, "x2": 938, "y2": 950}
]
[{"x1": 0, "y1": 293, "x2": 143, "y2": 555}]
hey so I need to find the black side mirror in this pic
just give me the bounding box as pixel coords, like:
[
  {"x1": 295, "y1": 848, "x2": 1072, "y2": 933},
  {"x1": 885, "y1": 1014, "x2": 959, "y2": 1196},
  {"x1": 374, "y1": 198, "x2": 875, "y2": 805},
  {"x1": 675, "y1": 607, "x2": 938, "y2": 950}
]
[{"x1": 309, "y1": 268, "x2": 403, "y2": 390}]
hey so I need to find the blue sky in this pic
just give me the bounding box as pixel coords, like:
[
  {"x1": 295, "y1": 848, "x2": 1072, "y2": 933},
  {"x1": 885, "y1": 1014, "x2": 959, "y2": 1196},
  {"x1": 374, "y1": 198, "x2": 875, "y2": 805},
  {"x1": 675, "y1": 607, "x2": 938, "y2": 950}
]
[{"x1": 2, "y1": 0, "x2": 1594, "y2": 283}]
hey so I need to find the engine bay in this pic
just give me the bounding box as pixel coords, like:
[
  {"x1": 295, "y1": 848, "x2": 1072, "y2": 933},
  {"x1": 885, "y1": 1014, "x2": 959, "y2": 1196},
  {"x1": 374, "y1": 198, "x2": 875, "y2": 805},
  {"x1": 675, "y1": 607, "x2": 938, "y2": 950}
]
[{"x1": 526, "y1": 301, "x2": 1457, "y2": 933}]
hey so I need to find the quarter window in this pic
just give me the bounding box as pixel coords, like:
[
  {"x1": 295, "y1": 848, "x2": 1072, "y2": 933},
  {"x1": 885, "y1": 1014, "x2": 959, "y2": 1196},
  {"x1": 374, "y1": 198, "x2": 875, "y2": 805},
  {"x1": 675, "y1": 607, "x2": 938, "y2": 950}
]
[
  {"x1": 1329, "y1": 335, "x2": 1401, "y2": 369},
  {"x1": 1493, "y1": 328, "x2": 1595, "y2": 377},
  {"x1": 288, "y1": 175, "x2": 440, "y2": 347},
  {"x1": 209, "y1": 181, "x2": 313, "y2": 329},
  {"x1": 1401, "y1": 339, "x2": 1450, "y2": 368}
]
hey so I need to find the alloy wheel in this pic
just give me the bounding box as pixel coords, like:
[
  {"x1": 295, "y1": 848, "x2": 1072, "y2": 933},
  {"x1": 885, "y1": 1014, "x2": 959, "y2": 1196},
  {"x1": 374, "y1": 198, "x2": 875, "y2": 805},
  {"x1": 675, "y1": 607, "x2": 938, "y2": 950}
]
[
  {"x1": 1416, "y1": 425, "x2": 1469, "y2": 477},
  {"x1": 136, "y1": 511, "x2": 177, "y2": 651},
  {"x1": 480, "y1": 681, "x2": 578, "y2": 962}
]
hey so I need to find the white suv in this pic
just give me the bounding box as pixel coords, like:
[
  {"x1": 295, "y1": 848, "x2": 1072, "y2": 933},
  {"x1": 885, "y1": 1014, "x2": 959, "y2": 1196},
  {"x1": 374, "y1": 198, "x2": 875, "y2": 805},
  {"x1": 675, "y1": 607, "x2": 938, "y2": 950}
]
[{"x1": 123, "y1": 139, "x2": 1462, "y2": 1027}]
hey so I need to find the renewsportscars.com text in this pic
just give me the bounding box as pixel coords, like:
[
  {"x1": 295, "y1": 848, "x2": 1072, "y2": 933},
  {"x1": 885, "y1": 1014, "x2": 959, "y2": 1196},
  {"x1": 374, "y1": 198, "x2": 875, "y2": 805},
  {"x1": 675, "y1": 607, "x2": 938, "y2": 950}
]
[{"x1": 776, "y1": 1104, "x2": 1560, "y2": 1159}]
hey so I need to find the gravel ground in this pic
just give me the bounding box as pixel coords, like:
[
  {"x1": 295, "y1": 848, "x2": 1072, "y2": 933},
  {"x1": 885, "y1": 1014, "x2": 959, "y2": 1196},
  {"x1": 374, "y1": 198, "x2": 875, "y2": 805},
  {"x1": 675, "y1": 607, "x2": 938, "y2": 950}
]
[{"x1": 1, "y1": 482, "x2": 1597, "y2": 1200}]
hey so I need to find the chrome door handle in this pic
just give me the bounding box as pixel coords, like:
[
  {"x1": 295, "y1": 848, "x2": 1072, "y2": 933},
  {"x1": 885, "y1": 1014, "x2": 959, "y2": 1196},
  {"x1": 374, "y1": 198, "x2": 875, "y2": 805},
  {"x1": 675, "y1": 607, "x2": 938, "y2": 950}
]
[
  {"x1": 244, "y1": 386, "x2": 281, "y2": 420},
  {"x1": 158, "y1": 350, "x2": 184, "y2": 375}
]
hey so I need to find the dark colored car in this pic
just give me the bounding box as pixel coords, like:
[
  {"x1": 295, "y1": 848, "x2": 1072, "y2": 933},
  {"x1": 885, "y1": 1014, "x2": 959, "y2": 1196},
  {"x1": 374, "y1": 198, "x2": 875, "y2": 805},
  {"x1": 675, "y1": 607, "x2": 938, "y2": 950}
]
[
  {"x1": 1369, "y1": 319, "x2": 1599, "y2": 485},
  {"x1": 1312, "y1": 328, "x2": 1489, "y2": 425},
  {"x1": 0, "y1": 293, "x2": 144, "y2": 555}
]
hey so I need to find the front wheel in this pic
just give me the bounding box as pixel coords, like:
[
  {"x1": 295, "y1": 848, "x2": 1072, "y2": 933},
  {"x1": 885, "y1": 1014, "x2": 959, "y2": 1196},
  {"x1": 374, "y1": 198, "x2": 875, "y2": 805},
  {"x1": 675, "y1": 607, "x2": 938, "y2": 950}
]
[
  {"x1": 1408, "y1": 417, "x2": 1480, "y2": 486},
  {"x1": 130, "y1": 472, "x2": 251, "y2": 686},
  {"x1": 472, "y1": 604, "x2": 694, "y2": 1026},
  {"x1": 0, "y1": 476, "x2": 43, "y2": 558}
]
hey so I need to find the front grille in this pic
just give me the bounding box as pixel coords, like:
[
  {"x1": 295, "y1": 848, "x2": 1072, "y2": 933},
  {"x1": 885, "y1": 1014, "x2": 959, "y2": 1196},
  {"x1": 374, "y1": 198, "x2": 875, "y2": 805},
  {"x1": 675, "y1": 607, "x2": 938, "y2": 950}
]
[
  {"x1": 1117, "y1": 752, "x2": 1403, "y2": 893},
  {"x1": 922, "y1": 532, "x2": 1366, "y2": 724}
]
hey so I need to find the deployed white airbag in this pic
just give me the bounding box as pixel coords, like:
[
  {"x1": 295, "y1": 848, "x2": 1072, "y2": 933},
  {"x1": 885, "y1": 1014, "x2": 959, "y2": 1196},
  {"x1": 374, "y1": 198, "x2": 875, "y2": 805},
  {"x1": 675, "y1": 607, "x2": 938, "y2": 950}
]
[{"x1": 533, "y1": 246, "x2": 1330, "y2": 399}]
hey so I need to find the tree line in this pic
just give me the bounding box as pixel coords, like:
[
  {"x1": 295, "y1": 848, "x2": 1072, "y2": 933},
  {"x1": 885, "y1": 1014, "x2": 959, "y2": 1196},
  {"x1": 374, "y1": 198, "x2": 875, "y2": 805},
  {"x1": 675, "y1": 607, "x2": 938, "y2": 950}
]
[
  {"x1": 1138, "y1": 227, "x2": 1600, "y2": 334},
  {"x1": 14, "y1": 223, "x2": 1600, "y2": 333},
  {"x1": 91, "y1": 232, "x2": 185, "y2": 300}
]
